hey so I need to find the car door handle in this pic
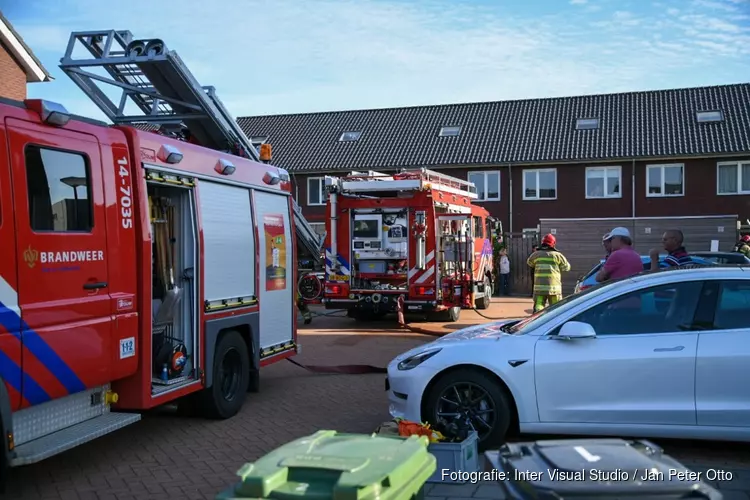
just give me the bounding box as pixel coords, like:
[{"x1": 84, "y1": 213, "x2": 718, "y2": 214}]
[
  {"x1": 83, "y1": 281, "x2": 108, "y2": 290},
  {"x1": 654, "y1": 346, "x2": 684, "y2": 352}
]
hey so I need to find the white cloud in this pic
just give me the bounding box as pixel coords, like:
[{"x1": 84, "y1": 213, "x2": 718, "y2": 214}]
[{"x1": 13, "y1": 0, "x2": 750, "y2": 120}]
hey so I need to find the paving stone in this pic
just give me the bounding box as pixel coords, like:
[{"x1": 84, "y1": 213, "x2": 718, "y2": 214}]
[
  {"x1": 427, "y1": 482, "x2": 479, "y2": 498},
  {"x1": 474, "y1": 482, "x2": 506, "y2": 499}
]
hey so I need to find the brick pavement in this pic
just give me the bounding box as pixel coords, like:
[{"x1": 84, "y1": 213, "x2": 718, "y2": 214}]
[{"x1": 2, "y1": 298, "x2": 749, "y2": 499}]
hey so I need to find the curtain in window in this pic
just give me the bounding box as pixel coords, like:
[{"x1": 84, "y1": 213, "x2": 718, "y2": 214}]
[{"x1": 718, "y1": 164, "x2": 738, "y2": 194}]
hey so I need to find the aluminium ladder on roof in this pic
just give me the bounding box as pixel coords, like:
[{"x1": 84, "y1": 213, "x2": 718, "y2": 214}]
[
  {"x1": 333, "y1": 168, "x2": 479, "y2": 199},
  {"x1": 58, "y1": 29, "x2": 324, "y2": 268}
]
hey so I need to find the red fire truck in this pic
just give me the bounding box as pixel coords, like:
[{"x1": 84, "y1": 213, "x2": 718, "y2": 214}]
[
  {"x1": 0, "y1": 29, "x2": 323, "y2": 483},
  {"x1": 322, "y1": 170, "x2": 502, "y2": 323}
]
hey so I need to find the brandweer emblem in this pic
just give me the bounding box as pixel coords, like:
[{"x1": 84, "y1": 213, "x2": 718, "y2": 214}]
[{"x1": 23, "y1": 245, "x2": 39, "y2": 268}]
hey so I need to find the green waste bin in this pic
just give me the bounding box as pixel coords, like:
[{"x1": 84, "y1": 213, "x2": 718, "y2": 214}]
[{"x1": 216, "y1": 430, "x2": 436, "y2": 500}]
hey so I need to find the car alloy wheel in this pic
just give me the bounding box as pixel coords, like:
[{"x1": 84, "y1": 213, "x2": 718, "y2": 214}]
[{"x1": 435, "y1": 382, "x2": 496, "y2": 441}]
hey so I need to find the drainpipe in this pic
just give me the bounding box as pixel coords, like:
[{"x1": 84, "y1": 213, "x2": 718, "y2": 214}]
[
  {"x1": 508, "y1": 163, "x2": 513, "y2": 233},
  {"x1": 631, "y1": 159, "x2": 636, "y2": 218}
]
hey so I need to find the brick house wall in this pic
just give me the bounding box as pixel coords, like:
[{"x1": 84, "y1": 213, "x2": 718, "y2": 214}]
[
  {"x1": 0, "y1": 40, "x2": 27, "y2": 100},
  {"x1": 292, "y1": 156, "x2": 750, "y2": 233}
]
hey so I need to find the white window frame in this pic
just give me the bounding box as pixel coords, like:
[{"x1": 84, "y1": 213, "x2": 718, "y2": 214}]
[
  {"x1": 646, "y1": 163, "x2": 685, "y2": 198},
  {"x1": 522, "y1": 168, "x2": 557, "y2": 201},
  {"x1": 716, "y1": 160, "x2": 750, "y2": 196},
  {"x1": 307, "y1": 177, "x2": 326, "y2": 206},
  {"x1": 585, "y1": 166, "x2": 622, "y2": 199},
  {"x1": 467, "y1": 170, "x2": 501, "y2": 202}
]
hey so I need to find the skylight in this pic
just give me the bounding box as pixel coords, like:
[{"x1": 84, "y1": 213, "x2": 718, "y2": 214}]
[
  {"x1": 575, "y1": 118, "x2": 600, "y2": 130},
  {"x1": 439, "y1": 126, "x2": 462, "y2": 137},
  {"x1": 339, "y1": 131, "x2": 362, "y2": 142},
  {"x1": 696, "y1": 110, "x2": 723, "y2": 123}
]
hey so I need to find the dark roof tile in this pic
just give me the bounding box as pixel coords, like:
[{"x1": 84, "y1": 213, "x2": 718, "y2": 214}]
[{"x1": 134, "y1": 83, "x2": 750, "y2": 171}]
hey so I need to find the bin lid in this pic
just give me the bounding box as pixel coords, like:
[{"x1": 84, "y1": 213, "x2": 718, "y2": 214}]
[{"x1": 228, "y1": 430, "x2": 436, "y2": 500}]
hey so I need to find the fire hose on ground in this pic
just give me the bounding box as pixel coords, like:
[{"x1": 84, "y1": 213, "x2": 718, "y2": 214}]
[{"x1": 289, "y1": 274, "x2": 515, "y2": 375}]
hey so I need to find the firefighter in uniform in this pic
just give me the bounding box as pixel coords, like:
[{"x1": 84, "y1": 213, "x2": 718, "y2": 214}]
[
  {"x1": 733, "y1": 235, "x2": 750, "y2": 258},
  {"x1": 527, "y1": 234, "x2": 571, "y2": 313}
]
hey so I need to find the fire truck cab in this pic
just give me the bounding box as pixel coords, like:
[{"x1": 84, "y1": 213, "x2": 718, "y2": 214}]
[{"x1": 322, "y1": 169, "x2": 502, "y2": 323}]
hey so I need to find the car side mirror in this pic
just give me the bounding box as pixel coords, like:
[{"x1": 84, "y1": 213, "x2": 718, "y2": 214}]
[{"x1": 557, "y1": 321, "x2": 597, "y2": 340}]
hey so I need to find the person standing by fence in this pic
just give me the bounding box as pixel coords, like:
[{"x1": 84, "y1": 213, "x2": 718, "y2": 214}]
[
  {"x1": 498, "y1": 248, "x2": 511, "y2": 295},
  {"x1": 527, "y1": 234, "x2": 571, "y2": 313}
]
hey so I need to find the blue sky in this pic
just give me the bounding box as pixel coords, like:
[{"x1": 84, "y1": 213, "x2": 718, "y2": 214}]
[{"x1": 4, "y1": 0, "x2": 749, "y2": 121}]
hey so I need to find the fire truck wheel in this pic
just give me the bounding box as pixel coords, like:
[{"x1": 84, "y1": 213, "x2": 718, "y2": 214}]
[
  {"x1": 422, "y1": 367, "x2": 511, "y2": 451},
  {"x1": 202, "y1": 330, "x2": 250, "y2": 419},
  {"x1": 475, "y1": 278, "x2": 492, "y2": 310},
  {"x1": 431, "y1": 306, "x2": 460, "y2": 322},
  {"x1": 248, "y1": 368, "x2": 260, "y2": 393}
]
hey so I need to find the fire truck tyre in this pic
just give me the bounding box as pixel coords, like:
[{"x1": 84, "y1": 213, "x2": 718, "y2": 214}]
[
  {"x1": 445, "y1": 306, "x2": 461, "y2": 322},
  {"x1": 422, "y1": 368, "x2": 510, "y2": 451},
  {"x1": 476, "y1": 278, "x2": 492, "y2": 310},
  {"x1": 248, "y1": 368, "x2": 260, "y2": 393},
  {"x1": 202, "y1": 330, "x2": 250, "y2": 419}
]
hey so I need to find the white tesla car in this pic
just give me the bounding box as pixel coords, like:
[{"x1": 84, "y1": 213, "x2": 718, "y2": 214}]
[{"x1": 386, "y1": 265, "x2": 750, "y2": 450}]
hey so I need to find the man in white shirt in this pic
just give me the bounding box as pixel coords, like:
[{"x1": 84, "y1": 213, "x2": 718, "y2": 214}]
[{"x1": 498, "y1": 249, "x2": 511, "y2": 295}]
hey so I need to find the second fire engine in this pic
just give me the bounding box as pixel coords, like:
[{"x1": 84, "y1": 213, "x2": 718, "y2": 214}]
[{"x1": 322, "y1": 169, "x2": 502, "y2": 323}]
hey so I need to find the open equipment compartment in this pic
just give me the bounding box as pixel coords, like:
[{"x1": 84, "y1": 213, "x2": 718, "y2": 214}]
[{"x1": 147, "y1": 176, "x2": 199, "y2": 395}]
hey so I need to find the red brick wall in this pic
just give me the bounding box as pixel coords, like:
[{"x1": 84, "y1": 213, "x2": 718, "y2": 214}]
[
  {"x1": 0, "y1": 41, "x2": 27, "y2": 101},
  {"x1": 293, "y1": 158, "x2": 750, "y2": 232}
]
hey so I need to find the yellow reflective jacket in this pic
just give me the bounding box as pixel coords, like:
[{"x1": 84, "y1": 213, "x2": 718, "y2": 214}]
[{"x1": 527, "y1": 248, "x2": 571, "y2": 296}]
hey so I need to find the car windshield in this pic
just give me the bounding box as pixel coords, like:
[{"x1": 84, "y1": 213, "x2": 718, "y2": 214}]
[{"x1": 507, "y1": 278, "x2": 627, "y2": 334}]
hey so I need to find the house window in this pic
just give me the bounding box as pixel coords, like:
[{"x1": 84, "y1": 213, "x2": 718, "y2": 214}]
[
  {"x1": 468, "y1": 171, "x2": 500, "y2": 201},
  {"x1": 696, "y1": 110, "x2": 723, "y2": 123},
  {"x1": 307, "y1": 177, "x2": 326, "y2": 206},
  {"x1": 250, "y1": 135, "x2": 268, "y2": 146},
  {"x1": 523, "y1": 169, "x2": 557, "y2": 200},
  {"x1": 586, "y1": 166, "x2": 621, "y2": 199},
  {"x1": 647, "y1": 164, "x2": 684, "y2": 197},
  {"x1": 439, "y1": 126, "x2": 461, "y2": 137},
  {"x1": 25, "y1": 145, "x2": 93, "y2": 232},
  {"x1": 339, "y1": 131, "x2": 362, "y2": 142},
  {"x1": 575, "y1": 118, "x2": 599, "y2": 130},
  {"x1": 717, "y1": 161, "x2": 750, "y2": 195}
]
